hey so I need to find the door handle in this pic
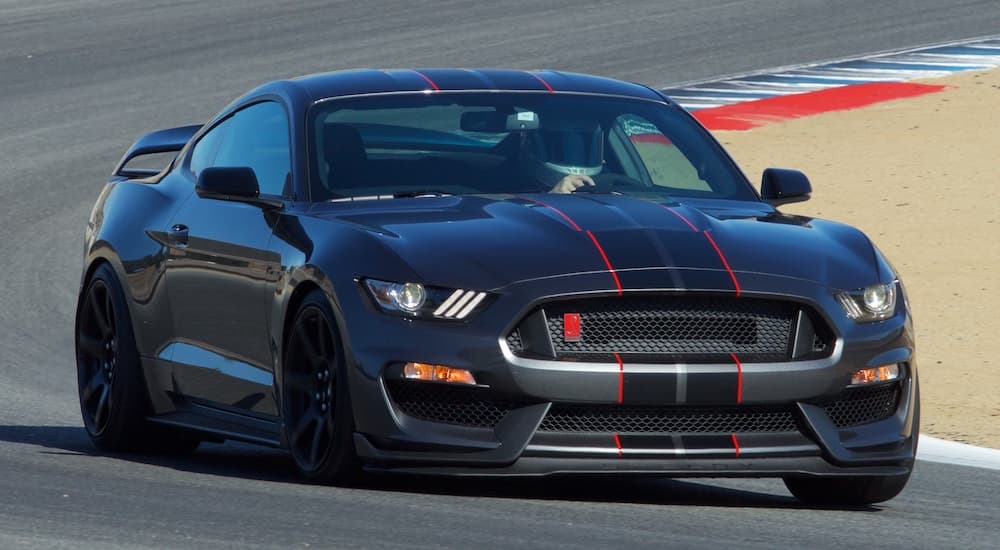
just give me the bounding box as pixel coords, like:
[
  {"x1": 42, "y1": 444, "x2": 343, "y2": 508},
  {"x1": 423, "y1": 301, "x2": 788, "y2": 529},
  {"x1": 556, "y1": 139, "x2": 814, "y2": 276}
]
[{"x1": 168, "y1": 224, "x2": 189, "y2": 248}]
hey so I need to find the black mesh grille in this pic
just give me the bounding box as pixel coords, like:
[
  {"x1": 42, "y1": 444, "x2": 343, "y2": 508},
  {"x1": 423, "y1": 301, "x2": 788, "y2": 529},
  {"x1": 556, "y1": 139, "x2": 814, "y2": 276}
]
[
  {"x1": 824, "y1": 383, "x2": 901, "y2": 428},
  {"x1": 506, "y1": 330, "x2": 523, "y2": 352},
  {"x1": 539, "y1": 404, "x2": 799, "y2": 433},
  {"x1": 537, "y1": 296, "x2": 798, "y2": 362},
  {"x1": 385, "y1": 381, "x2": 516, "y2": 428}
]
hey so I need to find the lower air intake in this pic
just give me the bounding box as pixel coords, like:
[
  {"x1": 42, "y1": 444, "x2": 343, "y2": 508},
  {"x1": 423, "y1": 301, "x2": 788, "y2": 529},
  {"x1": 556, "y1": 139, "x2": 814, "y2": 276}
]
[
  {"x1": 538, "y1": 404, "x2": 799, "y2": 434},
  {"x1": 824, "y1": 383, "x2": 901, "y2": 428},
  {"x1": 385, "y1": 380, "x2": 517, "y2": 428}
]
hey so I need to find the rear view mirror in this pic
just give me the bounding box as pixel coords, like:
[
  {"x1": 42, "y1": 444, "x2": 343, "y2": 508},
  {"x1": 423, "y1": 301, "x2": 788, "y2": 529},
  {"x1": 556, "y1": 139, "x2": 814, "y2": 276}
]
[
  {"x1": 761, "y1": 168, "x2": 812, "y2": 206},
  {"x1": 460, "y1": 110, "x2": 540, "y2": 132},
  {"x1": 460, "y1": 111, "x2": 506, "y2": 132}
]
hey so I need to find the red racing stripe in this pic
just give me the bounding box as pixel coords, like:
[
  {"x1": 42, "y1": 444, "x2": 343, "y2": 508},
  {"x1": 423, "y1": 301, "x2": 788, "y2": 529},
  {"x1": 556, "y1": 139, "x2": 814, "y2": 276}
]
[
  {"x1": 586, "y1": 230, "x2": 623, "y2": 296},
  {"x1": 517, "y1": 197, "x2": 582, "y2": 232},
  {"x1": 514, "y1": 198, "x2": 625, "y2": 296},
  {"x1": 731, "y1": 433, "x2": 741, "y2": 457},
  {"x1": 527, "y1": 72, "x2": 554, "y2": 93},
  {"x1": 614, "y1": 352, "x2": 624, "y2": 404},
  {"x1": 411, "y1": 70, "x2": 440, "y2": 92},
  {"x1": 613, "y1": 433, "x2": 623, "y2": 457},
  {"x1": 659, "y1": 204, "x2": 699, "y2": 232},
  {"x1": 730, "y1": 352, "x2": 743, "y2": 404},
  {"x1": 702, "y1": 231, "x2": 741, "y2": 297}
]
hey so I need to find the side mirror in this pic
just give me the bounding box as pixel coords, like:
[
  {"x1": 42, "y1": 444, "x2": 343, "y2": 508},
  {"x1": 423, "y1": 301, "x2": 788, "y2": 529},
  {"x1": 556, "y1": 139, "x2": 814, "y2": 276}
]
[
  {"x1": 760, "y1": 168, "x2": 811, "y2": 206},
  {"x1": 196, "y1": 167, "x2": 281, "y2": 208}
]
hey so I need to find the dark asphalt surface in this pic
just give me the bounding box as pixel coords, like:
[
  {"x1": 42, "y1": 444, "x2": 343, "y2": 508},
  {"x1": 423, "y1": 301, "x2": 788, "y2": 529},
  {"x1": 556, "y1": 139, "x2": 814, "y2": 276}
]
[{"x1": 2, "y1": 1, "x2": 999, "y2": 547}]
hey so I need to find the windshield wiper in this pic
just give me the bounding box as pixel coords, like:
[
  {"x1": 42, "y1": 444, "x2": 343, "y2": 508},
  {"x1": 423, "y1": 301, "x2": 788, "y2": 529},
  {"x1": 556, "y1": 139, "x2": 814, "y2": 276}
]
[{"x1": 392, "y1": 190, "x2": 455, "y2": 198}]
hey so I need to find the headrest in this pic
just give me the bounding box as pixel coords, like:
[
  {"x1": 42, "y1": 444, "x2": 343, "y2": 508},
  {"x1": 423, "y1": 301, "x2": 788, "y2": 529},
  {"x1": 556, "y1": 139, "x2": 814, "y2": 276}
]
[{"x1": 323, "y1": 124, "x2": 366, "y2": 162}]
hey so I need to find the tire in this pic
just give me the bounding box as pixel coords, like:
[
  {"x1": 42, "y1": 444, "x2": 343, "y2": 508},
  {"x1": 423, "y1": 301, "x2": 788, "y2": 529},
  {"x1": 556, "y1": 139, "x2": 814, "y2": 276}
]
[
  {"x1": 787, "y1": 381, "x2": 920, "y2": 506},
  {"x1": 783, "y1": 472, "x2": 911, "y2": 506},
  {"x1": 76, "y1": 263, "x2": 199, "y2": 454},
  {"x1": 281, "y1": 290, "x2": 359, "y2": 483}
]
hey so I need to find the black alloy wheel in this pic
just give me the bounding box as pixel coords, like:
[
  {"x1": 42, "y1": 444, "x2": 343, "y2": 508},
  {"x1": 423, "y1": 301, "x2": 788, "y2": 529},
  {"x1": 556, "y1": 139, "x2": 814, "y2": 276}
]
[
  {"x1": 283, "y1": 290, "x2": 358, "y2": 482},
  {"x1": 77, "y1": 277, "x2": 119, "y2": 437},
  {"x1": 76, "y1": 263, "x2": 199, "y2": 454}
]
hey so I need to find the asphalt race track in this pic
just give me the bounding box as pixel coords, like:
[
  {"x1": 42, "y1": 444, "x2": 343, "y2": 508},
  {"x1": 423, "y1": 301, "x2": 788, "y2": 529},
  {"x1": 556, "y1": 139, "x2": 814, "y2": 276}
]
[{"x1": 2, "y1": 2, "x2": 999, "y2": 548}]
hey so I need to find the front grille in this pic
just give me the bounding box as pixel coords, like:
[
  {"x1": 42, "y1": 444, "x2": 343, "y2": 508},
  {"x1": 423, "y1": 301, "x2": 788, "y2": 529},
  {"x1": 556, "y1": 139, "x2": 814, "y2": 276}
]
[
  {"x1": 824, "y1": 383, "x2": 901, "y2": 428},
  {"x1": 509, "y1": 296, "x2": 818, "y2": 363},
  {"x1": 539, "y1": 404, "x2": 799, "y2": 434},
  {"x1": 385, "y1": 380, "x2": 517, "y2": 428}
]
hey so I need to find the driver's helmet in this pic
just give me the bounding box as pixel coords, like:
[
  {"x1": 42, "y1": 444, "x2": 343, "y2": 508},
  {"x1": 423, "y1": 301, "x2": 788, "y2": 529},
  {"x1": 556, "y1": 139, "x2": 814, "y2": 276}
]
[{"x1": 521, "y1": 115, "x2": 603, "y2": 186}]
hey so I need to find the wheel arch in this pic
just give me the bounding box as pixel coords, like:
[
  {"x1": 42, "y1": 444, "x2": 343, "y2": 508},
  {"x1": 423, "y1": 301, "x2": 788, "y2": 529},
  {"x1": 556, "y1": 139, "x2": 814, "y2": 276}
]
[
  {"x1": 78, "y1": 248, "x2": 146, "y2": 342},
  {"x1": 275, "y1": 271, "x2": 359, "y2": 446},
  {"x1": 277, "y1": 264, "x2": 355, "y2": 360},
  {"x1": 76, "y1": 254, "x2": 129, "y2": 331}
]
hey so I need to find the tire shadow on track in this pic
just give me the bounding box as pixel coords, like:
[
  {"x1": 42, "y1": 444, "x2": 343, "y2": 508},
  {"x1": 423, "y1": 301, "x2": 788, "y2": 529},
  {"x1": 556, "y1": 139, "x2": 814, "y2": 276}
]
[
  {"x1": 0, "y1": 425, "x2": 296, "y2": 484},
  {"x1": 358, "y1": 474, "x2": 881, "y2": 512},
  {"x1": 0, "y1": 425, "x2": 880, "y2": 512}
]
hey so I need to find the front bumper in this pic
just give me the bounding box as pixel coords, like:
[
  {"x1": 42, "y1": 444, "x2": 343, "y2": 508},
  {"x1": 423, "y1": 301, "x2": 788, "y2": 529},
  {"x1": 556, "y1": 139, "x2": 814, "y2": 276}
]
[{"x1": 340, "y1": 269, "x2": 918, "y2": 477}]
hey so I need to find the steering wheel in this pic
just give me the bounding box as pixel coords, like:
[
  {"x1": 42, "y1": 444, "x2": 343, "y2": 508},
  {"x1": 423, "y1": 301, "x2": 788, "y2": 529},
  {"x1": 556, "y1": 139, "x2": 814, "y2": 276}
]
[{"x1": 573, "y1": 172, "x2": 648, "y2": 193}]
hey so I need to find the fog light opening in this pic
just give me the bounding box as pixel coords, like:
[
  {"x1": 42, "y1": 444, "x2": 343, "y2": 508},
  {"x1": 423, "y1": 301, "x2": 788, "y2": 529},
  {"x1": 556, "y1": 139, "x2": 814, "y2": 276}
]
[
  {"x1": 850, "y1": 364, "x2": 900, "y2": 386},
  {"x1": 403, "y1": 362, "x2": 477, "y2": 385}
]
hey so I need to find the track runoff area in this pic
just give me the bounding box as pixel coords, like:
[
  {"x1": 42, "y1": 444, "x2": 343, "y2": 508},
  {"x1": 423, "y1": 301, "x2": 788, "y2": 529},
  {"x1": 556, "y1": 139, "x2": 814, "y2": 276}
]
[{"x1": 657, "y1": 36, "x2": 1000, "y2": 470}]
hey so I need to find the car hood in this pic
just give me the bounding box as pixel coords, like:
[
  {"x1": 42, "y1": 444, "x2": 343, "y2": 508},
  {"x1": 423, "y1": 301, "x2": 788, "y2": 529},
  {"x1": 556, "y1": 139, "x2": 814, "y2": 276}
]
[{"x1": 307, "y1": 194, "x2": 879, "y2": 292}]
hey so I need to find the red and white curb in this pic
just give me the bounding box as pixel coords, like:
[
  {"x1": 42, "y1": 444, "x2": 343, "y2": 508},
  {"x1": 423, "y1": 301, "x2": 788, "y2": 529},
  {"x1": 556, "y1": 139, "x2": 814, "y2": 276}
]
[
  {"x1": 919, "y1": 436, "x2": 1000, "y2": 471},
  {"x1": 662, "y1": 36, "x2": 1000, "y2": 131}
]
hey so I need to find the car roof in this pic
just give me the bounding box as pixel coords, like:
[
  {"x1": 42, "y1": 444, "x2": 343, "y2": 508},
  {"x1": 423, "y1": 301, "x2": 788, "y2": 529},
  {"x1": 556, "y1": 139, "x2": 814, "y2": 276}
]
[{"x1": 274, "y1": 68, "x2": 667, "y2": 103}]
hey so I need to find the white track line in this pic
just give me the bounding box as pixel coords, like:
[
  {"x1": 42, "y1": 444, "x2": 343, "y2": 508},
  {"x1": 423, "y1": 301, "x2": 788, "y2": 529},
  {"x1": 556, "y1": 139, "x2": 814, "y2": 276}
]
[{"x1": 918, "y1": 436, "x2": 1000, "y2": 471}]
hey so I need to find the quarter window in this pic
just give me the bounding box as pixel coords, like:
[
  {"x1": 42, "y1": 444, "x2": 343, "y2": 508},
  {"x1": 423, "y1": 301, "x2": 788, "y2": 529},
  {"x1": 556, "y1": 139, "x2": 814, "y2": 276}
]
[{"x1": 189, "y1": 119, "x2": 228, "y2": 179}]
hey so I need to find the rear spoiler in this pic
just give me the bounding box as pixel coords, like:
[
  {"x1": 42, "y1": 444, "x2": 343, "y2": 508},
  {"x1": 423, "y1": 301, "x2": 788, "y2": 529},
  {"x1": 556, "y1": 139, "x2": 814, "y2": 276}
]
[{"x1": 112, "y1": 124, "x2": 201, "y2": 179}]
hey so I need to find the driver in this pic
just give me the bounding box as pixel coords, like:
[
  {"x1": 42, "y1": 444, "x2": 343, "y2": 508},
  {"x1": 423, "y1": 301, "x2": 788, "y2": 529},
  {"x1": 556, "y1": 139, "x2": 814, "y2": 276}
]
[
  {"x1": 550, "y1": 173, "x2": 596, "y2": 193},
  {"x1": 518, "y1": 116, "x2": 602, "y2": 193}
]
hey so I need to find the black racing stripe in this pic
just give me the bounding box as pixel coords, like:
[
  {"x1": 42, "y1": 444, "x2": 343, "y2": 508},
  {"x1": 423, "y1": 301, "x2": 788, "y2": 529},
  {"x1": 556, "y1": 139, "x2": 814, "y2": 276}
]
[
  {"x1": 679, "y1": 434, "x2": 739, "y2": 451},
  {"x1": 417, "y1": 69, "x2": 486, "y2": 90},
  {"x1": 621, "y1": 371, "x2": 678, "y2": 406},
  {"x1": 617, "y1": 434, "x2": 678, "y2": 450},
  {"x1": 382, "y1": 69, "x2": 437, "y2": 92},
  {"x1": 684, "y1": 370, "x2": 739, "y2": 405},
  {"x1": 530, "y1": 70, "x2": 663, "y2": 100}
]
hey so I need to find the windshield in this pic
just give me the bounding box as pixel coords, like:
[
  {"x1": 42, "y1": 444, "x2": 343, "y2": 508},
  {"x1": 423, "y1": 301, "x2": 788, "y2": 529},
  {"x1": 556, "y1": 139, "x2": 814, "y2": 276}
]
[{"x1": 307, "y1": 92, "x2": 756, "y2": 202}]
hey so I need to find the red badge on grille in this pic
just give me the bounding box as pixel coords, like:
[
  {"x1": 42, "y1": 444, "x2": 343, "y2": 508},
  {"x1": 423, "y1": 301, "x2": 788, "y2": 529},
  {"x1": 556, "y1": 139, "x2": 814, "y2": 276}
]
[{"x1": 564, "y1": 313, "x2": 581, "y2": 342}]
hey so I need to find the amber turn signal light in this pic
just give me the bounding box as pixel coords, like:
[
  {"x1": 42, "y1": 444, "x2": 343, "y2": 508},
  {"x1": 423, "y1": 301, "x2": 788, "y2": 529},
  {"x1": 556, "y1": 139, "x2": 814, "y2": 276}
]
[
  {"x1": 851, "y1": 364, "x2": 900, "y2": 386},
  {"x1": 403, "y1": 362, "x2": 477, "y2": 385}
]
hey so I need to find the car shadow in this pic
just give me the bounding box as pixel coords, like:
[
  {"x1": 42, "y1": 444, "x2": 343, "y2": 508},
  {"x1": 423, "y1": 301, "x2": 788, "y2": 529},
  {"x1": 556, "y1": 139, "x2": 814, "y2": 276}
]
[{"x1": 0, "y1": 424, "x2": 880, "y2": 512}]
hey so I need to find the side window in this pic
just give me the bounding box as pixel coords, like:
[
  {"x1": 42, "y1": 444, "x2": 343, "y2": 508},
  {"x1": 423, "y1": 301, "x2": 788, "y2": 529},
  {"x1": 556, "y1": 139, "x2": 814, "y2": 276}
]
[
  {"x1": 615, "y1": 114, "x2": 711, "y2": 192},
  {"x1": 191, "y1": 101, "x2": 291, "y2": 197}
]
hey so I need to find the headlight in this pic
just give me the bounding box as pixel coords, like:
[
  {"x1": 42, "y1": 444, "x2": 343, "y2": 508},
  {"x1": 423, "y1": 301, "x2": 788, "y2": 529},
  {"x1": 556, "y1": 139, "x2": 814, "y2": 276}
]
[
  {"x1": 363, "y1": 278, "x2": 489, "y2": 320},
  {"x1": 836, "y1": 282, "x2": 897, "y2": 322}
]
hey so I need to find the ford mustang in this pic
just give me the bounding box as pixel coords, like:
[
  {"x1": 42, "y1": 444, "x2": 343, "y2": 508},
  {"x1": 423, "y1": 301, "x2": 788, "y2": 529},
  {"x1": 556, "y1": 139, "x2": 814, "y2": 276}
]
[{"x1": 75, "y1": 68, "x2": 917, "y2": 505}]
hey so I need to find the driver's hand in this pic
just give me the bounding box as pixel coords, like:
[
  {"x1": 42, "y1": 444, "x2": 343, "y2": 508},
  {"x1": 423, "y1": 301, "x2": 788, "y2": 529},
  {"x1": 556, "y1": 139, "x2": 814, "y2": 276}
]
[{"x1": 550, "y1": 174, "x2": 596, "y2": 194}]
